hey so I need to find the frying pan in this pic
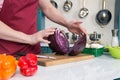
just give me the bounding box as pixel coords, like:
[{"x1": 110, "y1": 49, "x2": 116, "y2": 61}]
[
  {"x1": 96, "y1": 0, "x2": 112, "y2": 26},
  {"x1": 63, "y1": 0, "x2": 73, "y2": 12},
  {"x1": 50, "y1": 0, "x2": 58, "y2": 8},
  {"x1": 78, "y1": 0, "x2": 89, "y2": 18}
]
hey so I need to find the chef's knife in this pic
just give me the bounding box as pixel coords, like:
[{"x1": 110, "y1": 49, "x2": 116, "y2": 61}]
[{"x1": 15, "y1": 52, "x2": 56, "y2": 60}]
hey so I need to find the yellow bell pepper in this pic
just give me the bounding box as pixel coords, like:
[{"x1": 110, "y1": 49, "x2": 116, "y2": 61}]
[{"x1": 0, "y1": 54, "x2": 17, "y2": 80}]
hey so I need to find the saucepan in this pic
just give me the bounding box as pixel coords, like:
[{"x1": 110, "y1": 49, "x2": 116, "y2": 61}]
[
  {"x1": 63, "y1": 0, "x2": 73, "y2": 12},
  {"x1": 78, "y1": 0, "x2": 89, "y2": 18},
  {"x1": 96, "y1": 0, "x2": 112, "y2": 26}
]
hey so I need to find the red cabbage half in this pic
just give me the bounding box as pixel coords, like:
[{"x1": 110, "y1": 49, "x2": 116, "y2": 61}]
[
  {"x1": 48, "y1": 29, "x2": 86, "y2": 56},
  {"x1": 68, "y1": 33, "x2": 87, "y2": 56},
  {"x1": 48, "y1": 29, "x2": 69, "y2": 55}
]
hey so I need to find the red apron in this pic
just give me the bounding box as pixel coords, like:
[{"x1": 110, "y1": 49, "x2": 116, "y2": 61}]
[{"x1": 0, "y1": 0, "x2": 41, "y2": 55}]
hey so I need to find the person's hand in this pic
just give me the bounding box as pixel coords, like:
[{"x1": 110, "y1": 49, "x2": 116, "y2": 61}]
[
  {"x1": 30, "y1": 28, "x2": 56, "y2": 45},
  {"x1": 66, "y1": 20, "x2": 87, "y2": 35}
]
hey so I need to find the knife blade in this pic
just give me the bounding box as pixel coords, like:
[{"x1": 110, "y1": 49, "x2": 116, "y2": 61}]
[{"x1": 36, "y1": 55, "x2": 56, "y2": 60}]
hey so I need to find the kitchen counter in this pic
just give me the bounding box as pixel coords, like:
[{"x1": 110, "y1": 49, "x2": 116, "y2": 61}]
[{"x1": 10, "y1": 52, "x2": 120, "y2": 80}]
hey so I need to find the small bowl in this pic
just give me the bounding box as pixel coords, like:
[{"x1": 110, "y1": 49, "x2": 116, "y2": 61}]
[{"x1": 108, "y1": 47, "x2": 120, "y2": 59}]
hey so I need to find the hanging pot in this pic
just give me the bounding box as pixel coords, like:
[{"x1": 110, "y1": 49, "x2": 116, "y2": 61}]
[
  {"x1": 63, "y1": 0, "x2": 73, "y2": 12},
  {"x1": 96, "y1": 0, "x2": 112, "y2": 26},
  {"x1": 78, "y1": 0, "x2": 89, "y2": 18},
  {"x1": 50, "y1": 0, "x2": 58, "y2": 8}
]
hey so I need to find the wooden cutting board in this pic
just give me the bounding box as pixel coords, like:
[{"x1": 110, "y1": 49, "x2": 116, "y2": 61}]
[{"x1": 37, "y1": 53, "x2": 94, "y2": 66}]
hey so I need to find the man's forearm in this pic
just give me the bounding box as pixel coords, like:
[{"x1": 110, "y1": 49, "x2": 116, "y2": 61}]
[
  {"x1": 0, "y1": 21, "x2": 32, "y2": 44},
  {"x1": 39, "y1": 0, "x2": 69, "y2": 27}
]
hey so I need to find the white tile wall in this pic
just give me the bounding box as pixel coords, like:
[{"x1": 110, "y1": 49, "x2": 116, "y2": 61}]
[{"x1": 45, "y1": 0, "x2": 115, "y2": 46}]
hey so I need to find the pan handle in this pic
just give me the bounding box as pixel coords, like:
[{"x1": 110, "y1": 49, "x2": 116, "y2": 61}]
[
  {"x1": 102, "y1": 0, "x2": 106, "y2": 9},
  {"x1": 82, "y1": 0, "x2": 85, "y2": 8}
]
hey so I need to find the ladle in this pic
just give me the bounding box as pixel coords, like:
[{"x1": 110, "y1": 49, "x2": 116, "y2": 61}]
[{"x1": 78, "y1": 0, "x2": 89, "y2": 18}]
